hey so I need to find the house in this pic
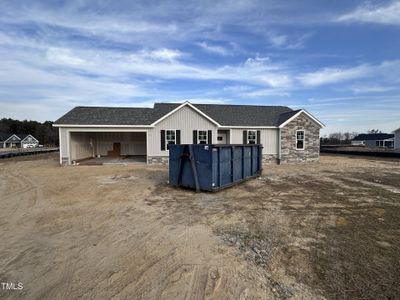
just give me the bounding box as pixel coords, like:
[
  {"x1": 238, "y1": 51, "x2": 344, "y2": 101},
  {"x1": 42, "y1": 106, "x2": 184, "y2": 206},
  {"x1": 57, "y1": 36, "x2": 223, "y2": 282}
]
[
  {"x1": 395, "y1": 128, "x2": 400, "y2": 149},
  {"x1": 19, "y1": 134, "x2": 40, "y2": 148},
  {"x1": 53, "y1": 101, "x2": 325, "y2": 165},
  {"x1": 0, "y1": 133, "x2": 39, "y2": 148},
  {"x1": 351, "y1": 133, "x2": 394, "y2": 148}
]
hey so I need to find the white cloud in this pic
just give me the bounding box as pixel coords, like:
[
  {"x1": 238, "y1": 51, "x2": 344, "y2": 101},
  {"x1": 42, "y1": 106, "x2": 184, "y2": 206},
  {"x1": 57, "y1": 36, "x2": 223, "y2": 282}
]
[
  {"x1": 337, "y1": 2, "x2": 400, "y2": 25},
  {"x1": 198, "y1": 42, "x2": 231, "y2": 56},
  {"x1": 298, "y1": 60, "x2": 400, "y2": 86},
  {"x1": 298, "y1": 65, "x2": 371, "y2": 86},
  {"x1": 47, "y1": 48, "x2": 87, "y2": 66},
  {"x1": 267, "y1": 32, "x2": 288, "y2": 48},
  {"x1": 140, "y1": 48, "x2": 184, "y2": 61},
  {"x1": 350, "y1": 85, "x2": 397, "y2": 94},
  {"x1": 266, "y1": 31, "x2": 312, "y2": 49}
]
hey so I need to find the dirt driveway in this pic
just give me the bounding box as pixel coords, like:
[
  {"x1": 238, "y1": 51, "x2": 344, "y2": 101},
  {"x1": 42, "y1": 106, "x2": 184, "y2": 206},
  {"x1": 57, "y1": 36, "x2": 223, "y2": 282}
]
[{"x1": 0, "y1": 153, "x2": 399, "y2": 299}]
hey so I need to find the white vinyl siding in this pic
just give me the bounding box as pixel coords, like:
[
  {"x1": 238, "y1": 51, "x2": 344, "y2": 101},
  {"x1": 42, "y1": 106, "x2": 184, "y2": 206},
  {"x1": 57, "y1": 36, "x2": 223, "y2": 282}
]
[
  {"x1": 230, "y1": 128, "x2": 279, "y2": 154},
  {"x1": 59, "y1": 128, "x2": 69, "y2": 158},
  {"x1": 149, "y1": 105, "x2": 217, "y2": 157}
]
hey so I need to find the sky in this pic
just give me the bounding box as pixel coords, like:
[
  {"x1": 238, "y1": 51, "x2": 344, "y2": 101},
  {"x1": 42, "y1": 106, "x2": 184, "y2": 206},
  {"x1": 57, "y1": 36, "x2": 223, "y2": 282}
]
[{"x1": 0, "y1": 0, "x2": 399, "y2": 135}]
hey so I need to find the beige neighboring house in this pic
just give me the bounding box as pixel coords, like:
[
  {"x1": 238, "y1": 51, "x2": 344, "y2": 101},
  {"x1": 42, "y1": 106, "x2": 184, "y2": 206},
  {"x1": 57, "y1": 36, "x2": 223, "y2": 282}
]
[
  {"x1": 53, "y1": 101, "x2": 325, "y2": 165},
  {"x1": 395, "y1": 127, "x2": 400, "y2": 149}
]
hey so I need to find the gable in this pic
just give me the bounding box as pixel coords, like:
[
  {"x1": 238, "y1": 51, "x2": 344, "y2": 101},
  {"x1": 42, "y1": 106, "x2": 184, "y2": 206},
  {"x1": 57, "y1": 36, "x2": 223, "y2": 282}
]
[
  {"x1": 21, "y1": 135, "x2": 38, "y2": 143},
  {"x1": 5, "y1": 134, "x2": 21, "y2": 143},
  {"x1": 279, "y1": 110, "x2": 324, "y2": 128},
  {"x1": 154, "y1": 105, "x2": 217, "y2": 129}
]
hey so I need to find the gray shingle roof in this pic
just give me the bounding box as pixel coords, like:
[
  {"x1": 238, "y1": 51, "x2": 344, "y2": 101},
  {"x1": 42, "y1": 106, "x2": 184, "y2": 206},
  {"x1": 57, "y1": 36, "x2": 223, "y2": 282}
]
[
  {"x1": 55, "y1": 106, "x2": 157, "y2": 125},
  {"x1": 276, "y1": 109, "x2": 301, "y2": 127},
  {"x1": 0, "y1": 132, "x2": 11, "y2": 142},
  {"x1": 54, "y1": 102, "x2": 296, "y2": 127}
]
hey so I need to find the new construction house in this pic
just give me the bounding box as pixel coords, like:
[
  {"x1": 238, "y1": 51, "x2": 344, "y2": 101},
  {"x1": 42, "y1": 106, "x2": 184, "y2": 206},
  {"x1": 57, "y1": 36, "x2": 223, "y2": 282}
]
[{"x1": 54, "y1": 101, "x2": 325, "y2": 165}]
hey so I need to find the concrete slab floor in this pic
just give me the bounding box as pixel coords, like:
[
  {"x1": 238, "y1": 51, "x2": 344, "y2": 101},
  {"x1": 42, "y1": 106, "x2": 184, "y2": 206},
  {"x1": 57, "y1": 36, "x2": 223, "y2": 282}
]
[{"x1": 78, "y1": 155, "x2": 147, "y2": 165}]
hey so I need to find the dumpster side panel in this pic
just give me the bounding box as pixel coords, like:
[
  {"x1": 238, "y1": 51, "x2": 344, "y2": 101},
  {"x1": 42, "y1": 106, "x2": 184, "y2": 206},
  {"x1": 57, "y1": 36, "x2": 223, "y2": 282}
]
[
  {"x1": 219, "y1": 147, "x2": 233, "y2": 187},
  {"x1": 192, "y1": 146, "x2": 213, "y2": 190},
  {"x1": 168, "y1": 145, "x2": 183, "y2": 186},
  {"x1": 232, "y1": 146, "x2": 243, "y2": 181},
  {"x1": 243, "y1": 146, "x2": 252, "y2": 177}
]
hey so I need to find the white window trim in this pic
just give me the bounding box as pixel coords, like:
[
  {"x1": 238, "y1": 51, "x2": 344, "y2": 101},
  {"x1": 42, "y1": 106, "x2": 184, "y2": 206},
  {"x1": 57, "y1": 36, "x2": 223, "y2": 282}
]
[
  {"x1": 247, "y1": 130, "x2": 257, "y2": 144},
  {"x1": 197, "y1": 130, "x2": 208, "y2": 144},
  {"x1": 165, "y1": 129, "x2": 176, "y2": 151},
  {"x1": 296, "y1": 130, "x2": 305, "y2": 150}
]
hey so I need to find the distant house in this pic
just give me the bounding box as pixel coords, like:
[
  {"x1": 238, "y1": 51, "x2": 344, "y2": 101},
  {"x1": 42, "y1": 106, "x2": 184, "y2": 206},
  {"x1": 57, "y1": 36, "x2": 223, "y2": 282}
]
[
  {"x1": 351, "y1": 133, "x2": 394, "y2": 148},
  {"x1": 0, "y1": 133, "x2": 39, "y2": 148},
  {"x1": 19, "y1": 134, "x2": 39, "y2": 148},
  {"x1": 0, "y1": 133, "x2": 11, "y2": 148},
  {"x1": 54, "y1": 101, "x2": 325, "y2": 165},
  {"x1": 395, "y1": 128, "x2": 400, "y2": 149}
]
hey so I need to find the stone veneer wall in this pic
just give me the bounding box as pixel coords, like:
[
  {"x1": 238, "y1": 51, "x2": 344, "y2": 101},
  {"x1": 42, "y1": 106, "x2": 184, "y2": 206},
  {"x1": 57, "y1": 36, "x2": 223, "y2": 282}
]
[
  {"x1": 262, "y1": 154, "x2": 279, "y2": 164},
  {"x1": 280, "y1": 113, "x2": 320, "y2": 164},
  {"x1": 147, "y1": 156, "x2": 169, "y2": 165}
]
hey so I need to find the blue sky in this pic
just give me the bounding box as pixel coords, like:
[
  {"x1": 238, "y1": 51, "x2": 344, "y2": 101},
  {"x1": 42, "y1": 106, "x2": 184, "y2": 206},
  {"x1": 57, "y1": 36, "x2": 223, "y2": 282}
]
[{"x1": 0, "y1": 0, "x2": 399, "y2": 135}]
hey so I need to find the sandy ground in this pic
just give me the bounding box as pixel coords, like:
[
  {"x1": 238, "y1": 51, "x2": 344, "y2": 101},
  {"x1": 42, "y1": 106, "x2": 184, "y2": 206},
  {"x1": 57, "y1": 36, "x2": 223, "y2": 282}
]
[{"x1": 0, "y1": 153, "x2": 399, "y2": 299}]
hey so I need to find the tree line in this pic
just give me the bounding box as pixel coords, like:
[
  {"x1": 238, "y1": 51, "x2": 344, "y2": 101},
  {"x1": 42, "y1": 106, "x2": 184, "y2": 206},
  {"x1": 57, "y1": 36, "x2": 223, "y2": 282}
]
[
  {"x1": 320, "y1": 129, "x2": 382, "y2": 145},
  {"x1": 0, "y1": 118, "x2": 59, "y2": 146}
]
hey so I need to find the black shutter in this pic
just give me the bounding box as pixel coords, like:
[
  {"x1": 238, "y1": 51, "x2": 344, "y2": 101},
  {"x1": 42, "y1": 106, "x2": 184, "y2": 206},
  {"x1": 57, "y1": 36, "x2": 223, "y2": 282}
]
[
  {"x1": 243, "y1": 130, "x2": 247, "y2": 144},
  {"x1": 160, "y1": 130, "x2": 165, "y2": 150},
  {"x1": 257, "y1": 130, "x2": 261, "y2": 144},
  {"x1": 193, "y1": 130, "x2": 197, "y2": 144},
  {"x1": 176, "y1": 130, "x2": 181, "y2": 144},
  {"x1": 208, "y1": 130, "x2": 212, "y2": 144}
]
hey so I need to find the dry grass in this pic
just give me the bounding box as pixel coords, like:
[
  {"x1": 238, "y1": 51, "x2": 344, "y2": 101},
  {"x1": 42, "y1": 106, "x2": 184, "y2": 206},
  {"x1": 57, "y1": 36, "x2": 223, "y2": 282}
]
[{"x1": 0, "y1": 153, "x2": 399, "y2": 299}]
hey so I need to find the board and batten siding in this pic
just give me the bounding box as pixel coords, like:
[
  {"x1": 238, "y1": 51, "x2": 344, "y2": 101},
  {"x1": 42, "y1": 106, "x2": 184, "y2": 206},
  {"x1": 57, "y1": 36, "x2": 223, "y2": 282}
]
[
  {"x1": 230, "y1": 128, "x2": 279, "y2": 154},
  {"x1": 148, "y1": 105, "x2": 218, "y2": 157},
  {"x1": 70, "y1": 132, "x2": 93, "y2": 161},
  {"x1": 59, "y1": 128, "x2": 69, "y2": 159}
]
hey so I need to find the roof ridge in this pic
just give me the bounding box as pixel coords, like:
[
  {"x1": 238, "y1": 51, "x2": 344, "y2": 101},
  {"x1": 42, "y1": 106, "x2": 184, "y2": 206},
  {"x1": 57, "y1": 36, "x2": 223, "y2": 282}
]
[
  {"x1": 74, "y1": 106, "x2": 153, "y2": 109},
  {"x1": 155, "y1": 102, "x2": 292, "y2": 109}
]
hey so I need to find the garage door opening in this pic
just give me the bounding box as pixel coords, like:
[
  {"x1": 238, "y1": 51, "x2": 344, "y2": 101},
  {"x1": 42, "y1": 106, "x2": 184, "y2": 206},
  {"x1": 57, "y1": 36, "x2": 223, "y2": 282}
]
[{"x1": 69, "y1": 132, "x2": 147, "y2": 165}]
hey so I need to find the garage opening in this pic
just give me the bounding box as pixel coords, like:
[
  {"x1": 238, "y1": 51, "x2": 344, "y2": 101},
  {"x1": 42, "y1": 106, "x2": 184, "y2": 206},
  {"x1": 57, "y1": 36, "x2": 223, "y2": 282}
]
[{"x1": 70, "y1": 132, "x2": 147, "y2": 165}]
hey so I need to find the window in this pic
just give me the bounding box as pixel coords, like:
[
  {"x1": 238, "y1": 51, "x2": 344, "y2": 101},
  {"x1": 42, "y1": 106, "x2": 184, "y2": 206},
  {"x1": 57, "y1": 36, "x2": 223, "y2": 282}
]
[
  {"x1": 166, "y1": 130, "x2": 176, "y2": 150},
  {"x1": 217, "y1": 136, "x2": 223, "y2": 141},
  {"x1": 247, "y1": 130, "x2": 256, "y2": 144},
  {"x1": 296, "y1": 130, "x2": 305, "y2": 150},
  {"x1": 197, "y1": 130, "x2": 208, "y2": 144}
]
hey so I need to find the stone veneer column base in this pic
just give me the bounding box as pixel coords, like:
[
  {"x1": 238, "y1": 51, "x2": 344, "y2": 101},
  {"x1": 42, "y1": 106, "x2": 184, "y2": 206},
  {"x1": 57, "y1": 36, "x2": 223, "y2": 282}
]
[
  {"x1": 262, "y1": 154, "x2": 279, "y2": 164},
  {"x1": 279, "y1": 155, "x2": 319, "y2": 164},
  {"x1": 147, "y1": 156, "x2": 169, "y2": 165}
]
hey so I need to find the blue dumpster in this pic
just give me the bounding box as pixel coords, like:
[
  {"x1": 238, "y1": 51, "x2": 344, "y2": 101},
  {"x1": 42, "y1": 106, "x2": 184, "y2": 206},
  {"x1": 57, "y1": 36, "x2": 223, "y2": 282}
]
[{"x1": 169, "y1": 144, "x2": 263, "y2": 192}]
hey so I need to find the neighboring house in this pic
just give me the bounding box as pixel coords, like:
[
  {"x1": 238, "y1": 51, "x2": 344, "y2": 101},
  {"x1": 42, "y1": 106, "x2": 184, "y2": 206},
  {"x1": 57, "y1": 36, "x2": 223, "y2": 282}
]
[
  {"x1": 53, "y1": 101, "x2": 325, "y2": 165},
  {"x1": 0, "y1": 133, "x2": 11, "y2": 148},
  {"x1": 351, "y1": 133, "x2": 394, "y2": 148},
  {"x1": 19, "y1": 134, "x2": 39, "y2": 148},
  {"x1": 395, "y1": 128, "x2": 400, "y2": 149},
  {"x1": 3, "y1": 134, "x2": 21, "y2": 148},
  {"x1": 0, "y1": 133, "x2": 39, "y2": 148}
]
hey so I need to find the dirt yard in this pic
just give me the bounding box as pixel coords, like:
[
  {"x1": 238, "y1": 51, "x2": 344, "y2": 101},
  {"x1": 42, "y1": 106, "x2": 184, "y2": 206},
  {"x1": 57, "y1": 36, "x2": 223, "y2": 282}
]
[{"x1": 0, "y1": 153, "x2": 399, "y2": 299}]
